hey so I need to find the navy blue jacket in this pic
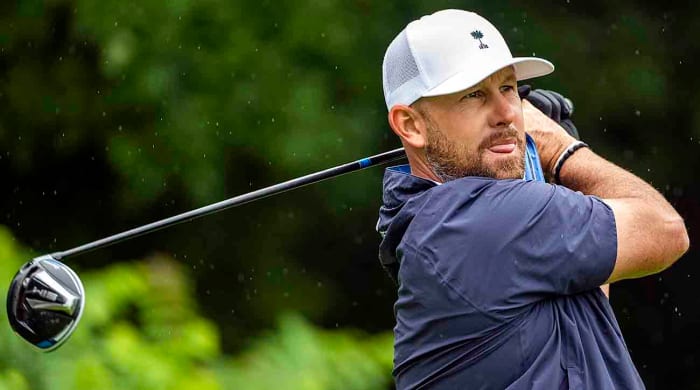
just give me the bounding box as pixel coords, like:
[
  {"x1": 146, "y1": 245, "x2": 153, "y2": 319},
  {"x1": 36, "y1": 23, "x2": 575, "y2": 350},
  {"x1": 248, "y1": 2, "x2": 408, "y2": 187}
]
[{"x1": 377, "y1": 165, "x2": 645, "y2": 389}]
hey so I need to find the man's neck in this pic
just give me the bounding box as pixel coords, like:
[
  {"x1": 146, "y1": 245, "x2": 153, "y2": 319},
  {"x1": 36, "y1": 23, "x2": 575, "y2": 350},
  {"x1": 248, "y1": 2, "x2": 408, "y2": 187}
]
[{"x1": 406, "y1": 153, "x2": 442, "y2": 183}]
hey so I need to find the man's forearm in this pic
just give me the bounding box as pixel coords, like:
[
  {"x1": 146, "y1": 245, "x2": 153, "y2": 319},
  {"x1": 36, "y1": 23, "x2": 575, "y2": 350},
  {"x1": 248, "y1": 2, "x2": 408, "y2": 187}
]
[
  {"x1": 558, "y1": 147, "x2": 688, "y2": 282},
  {"x1": 523, "y1": 98, "x2": 688, "y2": 282},
  {"x1": 558, "y1": 148, "x2": 677, "y2": 216}
]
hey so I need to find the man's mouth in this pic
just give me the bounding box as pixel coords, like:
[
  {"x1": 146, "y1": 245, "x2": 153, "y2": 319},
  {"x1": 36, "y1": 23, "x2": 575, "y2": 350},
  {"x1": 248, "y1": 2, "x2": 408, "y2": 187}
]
[{"x1": 487, "y1": 139, "x2": 517, "y2": 154}]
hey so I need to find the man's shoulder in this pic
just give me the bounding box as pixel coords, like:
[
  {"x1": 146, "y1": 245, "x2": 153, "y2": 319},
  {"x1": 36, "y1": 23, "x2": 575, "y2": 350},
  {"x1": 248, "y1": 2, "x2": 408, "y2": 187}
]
[
  {"x1": 408, "y1": 177, "x2": 611, "y2": 244},
  {"x1": 419, "y1": 177, "x2": 556, "y2": 215}
]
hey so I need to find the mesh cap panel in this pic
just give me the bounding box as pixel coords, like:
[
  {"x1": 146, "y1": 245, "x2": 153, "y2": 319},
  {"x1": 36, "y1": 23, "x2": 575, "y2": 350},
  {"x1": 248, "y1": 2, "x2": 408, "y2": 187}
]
[{"x1": 382, "y1": 30, "x2": 421, "y2": 108}]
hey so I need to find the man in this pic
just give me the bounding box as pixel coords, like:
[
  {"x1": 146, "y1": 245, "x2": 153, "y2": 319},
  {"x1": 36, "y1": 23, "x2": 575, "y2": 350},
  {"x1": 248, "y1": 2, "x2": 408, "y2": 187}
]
[{"x1": 376, "y1": 9, "x2": 689, "y2": 389}]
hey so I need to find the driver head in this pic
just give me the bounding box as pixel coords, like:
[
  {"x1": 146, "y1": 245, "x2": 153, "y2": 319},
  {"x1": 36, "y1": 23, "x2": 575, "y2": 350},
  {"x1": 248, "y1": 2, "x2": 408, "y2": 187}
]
[{"x1": 6, "y1": 255, "x2": 85, "y2": 352}]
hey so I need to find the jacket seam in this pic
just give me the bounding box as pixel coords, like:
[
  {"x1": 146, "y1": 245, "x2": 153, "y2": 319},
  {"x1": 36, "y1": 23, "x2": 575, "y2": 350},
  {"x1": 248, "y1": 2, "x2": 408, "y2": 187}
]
[{"x1": 402, "y1": 240, "x2": 505, "y2": 323}]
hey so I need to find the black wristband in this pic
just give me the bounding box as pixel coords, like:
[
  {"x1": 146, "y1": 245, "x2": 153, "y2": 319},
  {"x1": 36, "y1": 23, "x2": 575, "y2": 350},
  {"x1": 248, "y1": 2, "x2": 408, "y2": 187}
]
[{"x1": 553, "y1": 141, "x2": 589, "y2": 184}]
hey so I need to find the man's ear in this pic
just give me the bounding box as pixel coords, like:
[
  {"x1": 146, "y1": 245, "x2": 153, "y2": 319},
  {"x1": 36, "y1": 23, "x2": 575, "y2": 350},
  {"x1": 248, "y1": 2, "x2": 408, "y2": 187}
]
[{"x1": 388, "y1": 105, "x2": 427, "y2": 149}]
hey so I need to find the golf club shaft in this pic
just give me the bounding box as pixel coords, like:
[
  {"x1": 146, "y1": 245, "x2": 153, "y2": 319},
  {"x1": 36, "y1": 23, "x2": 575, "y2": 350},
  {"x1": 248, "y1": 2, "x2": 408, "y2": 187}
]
[{"x1": 51, "y1": 148, "x2": 407, "y2": 261}]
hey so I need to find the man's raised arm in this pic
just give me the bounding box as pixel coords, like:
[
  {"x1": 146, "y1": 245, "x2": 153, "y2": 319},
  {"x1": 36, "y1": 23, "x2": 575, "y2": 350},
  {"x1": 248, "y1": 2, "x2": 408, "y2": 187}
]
[{"x1": 524, "y1": 100, "x2": 690, "y2": 284}]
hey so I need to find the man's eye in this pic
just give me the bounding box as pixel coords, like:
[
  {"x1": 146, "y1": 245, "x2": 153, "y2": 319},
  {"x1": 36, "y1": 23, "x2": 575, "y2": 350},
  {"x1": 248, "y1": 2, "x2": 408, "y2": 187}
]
[
  {"x1": 501, "y1": 85, "x2": 515, "y2": 93},
  {"x1": 462, "y1": 91, "x2": 482, "y2": 100}
]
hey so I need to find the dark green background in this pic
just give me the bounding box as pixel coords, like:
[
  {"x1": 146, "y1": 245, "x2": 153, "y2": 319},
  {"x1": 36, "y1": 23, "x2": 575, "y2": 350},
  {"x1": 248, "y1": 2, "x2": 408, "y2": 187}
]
[{"x1": 1, "y1": 0, "x2": 698, "y2": 388}]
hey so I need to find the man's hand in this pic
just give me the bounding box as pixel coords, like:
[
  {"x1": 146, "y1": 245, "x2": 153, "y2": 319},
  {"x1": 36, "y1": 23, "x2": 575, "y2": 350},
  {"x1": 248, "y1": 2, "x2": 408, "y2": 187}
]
[
  {"x1": 522, "y1": 100, "x2": 577, "y2": 182},
  {"x1": 518, "y1": 86, "x2": 579, "y2": 139}
]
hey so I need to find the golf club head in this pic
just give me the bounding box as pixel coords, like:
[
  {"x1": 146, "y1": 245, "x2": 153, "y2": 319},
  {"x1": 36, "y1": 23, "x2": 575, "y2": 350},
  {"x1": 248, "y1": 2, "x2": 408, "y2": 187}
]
[{"x1": 6, "y1": 255, "x2": 85, "y2": 352}]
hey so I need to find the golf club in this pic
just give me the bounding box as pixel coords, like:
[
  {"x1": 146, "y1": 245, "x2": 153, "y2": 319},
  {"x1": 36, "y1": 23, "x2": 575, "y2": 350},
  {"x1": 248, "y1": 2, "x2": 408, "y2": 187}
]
[
  {"x1": 5, "y1": 90, "x2": 572, "y2": 352},
  {"x1": 6, "y1": 148, "x2": 407, "y2": 352}
]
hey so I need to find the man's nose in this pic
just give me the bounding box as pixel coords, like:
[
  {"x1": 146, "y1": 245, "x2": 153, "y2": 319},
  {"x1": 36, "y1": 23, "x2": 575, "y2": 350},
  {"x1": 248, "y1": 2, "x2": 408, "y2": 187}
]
[{"x1": 488, "y1": 92, "x2": 517, "y2": 128}]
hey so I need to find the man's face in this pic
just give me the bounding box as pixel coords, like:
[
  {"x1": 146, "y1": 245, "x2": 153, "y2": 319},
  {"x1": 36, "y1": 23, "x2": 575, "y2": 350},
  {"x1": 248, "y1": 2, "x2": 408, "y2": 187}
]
[{"x1": 415, "y1": 67, "x2": 525, "y2": 182}]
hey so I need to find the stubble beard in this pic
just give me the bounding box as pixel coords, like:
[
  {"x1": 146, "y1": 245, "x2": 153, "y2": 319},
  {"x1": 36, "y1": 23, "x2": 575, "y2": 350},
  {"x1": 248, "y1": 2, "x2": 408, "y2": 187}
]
[{"x1": 425, "y1": 121, "x2": 526, "y2": 182}]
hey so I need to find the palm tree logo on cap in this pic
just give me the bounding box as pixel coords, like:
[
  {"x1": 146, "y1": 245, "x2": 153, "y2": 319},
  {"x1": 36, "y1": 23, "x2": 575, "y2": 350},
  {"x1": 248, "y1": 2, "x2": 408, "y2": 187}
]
[{"x1": 470, "y1": 30, "x2": 489, "y2": 49}]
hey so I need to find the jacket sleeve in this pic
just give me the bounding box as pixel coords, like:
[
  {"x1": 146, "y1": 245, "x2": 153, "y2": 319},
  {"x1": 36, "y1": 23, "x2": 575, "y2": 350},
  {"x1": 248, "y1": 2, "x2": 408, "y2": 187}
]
[{"x1": 408, "y1": 179, "x2": 617, "y2": 316}]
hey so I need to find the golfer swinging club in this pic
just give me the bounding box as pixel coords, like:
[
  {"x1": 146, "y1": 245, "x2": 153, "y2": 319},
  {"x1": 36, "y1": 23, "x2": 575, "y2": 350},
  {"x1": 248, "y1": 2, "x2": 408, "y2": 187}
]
[{"x1": 376, "y1": 9, "x2": 689, "y2": 389}]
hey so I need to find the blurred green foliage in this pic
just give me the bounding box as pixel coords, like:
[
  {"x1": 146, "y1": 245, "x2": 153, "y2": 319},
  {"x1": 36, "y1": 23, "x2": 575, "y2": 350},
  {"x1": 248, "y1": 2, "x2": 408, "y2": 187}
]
[{"x1": 0, "y1": 226, "x2": 393, "y2": 389}]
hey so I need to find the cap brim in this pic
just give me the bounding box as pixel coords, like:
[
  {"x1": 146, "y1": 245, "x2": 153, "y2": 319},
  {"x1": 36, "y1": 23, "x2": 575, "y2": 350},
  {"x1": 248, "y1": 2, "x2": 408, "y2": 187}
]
[{"x1": 422, "y1": 57, "x2": 554, "y2": 98}]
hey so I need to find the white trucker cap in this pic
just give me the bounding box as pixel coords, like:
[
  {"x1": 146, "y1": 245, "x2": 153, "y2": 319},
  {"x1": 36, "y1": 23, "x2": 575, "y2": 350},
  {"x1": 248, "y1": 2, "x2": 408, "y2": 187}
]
[{"x1": 382, "y1": 9, "x2": 554, "y2": 110}]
